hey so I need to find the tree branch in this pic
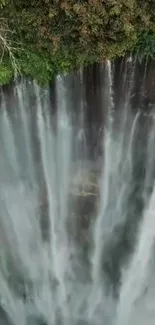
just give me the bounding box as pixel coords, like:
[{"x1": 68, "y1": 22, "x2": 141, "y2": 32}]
[{"x1": 0, "y1": 18, "x2": 19, "y2": 75}]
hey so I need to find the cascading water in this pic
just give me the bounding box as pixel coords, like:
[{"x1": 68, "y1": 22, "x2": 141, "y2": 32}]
[{"x1": 0, "y1": 58, "x2": 155, "y2": 325}]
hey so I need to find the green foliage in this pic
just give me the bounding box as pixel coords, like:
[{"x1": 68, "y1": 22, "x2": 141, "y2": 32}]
[
  {"x1": 0, "y1": 0, "x2": 6, "y2": 8},
  {"x1": 0, "y1": 61, "x2": 14, "y2": 85},
  {"x1": 134, "y1": 30, "x2": 155, "y2": 61},
  {"x1": 17, "y1": 50, "x2": 54, "y2": 85},
  {"x1": 1, "y1": 0, "x2": 155, "y2": 85}
]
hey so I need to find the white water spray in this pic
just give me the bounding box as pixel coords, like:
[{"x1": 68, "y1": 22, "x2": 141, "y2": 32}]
[{"x1": 116, "y1": 182, "x2": 155, "y2": 325}]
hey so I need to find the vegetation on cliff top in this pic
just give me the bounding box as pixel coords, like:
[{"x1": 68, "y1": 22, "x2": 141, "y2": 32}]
[{"x1": 0, "y1": 0, "x2": 155, "y2": 85}]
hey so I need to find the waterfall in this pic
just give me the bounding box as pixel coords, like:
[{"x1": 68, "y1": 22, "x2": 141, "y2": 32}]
[{"x1": 0, "y1": 58, "x2": 155, "y2": 325}]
